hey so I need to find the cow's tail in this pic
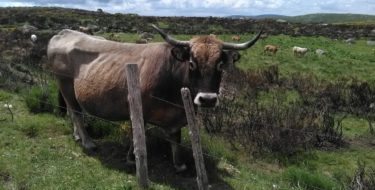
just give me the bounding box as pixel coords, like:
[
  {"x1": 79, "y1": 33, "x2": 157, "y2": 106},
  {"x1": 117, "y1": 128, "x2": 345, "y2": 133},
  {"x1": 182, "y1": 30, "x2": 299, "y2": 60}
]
[{"x1": 57, "y1": 90, "x2": 67, "y2": 116}]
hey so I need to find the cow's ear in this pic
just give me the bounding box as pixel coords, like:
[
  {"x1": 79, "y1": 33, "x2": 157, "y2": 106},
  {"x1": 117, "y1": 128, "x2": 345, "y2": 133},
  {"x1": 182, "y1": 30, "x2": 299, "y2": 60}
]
[
  {"x1": 171, "y1": 47, "x2": 190, "y2": 62},
  {"x1": 230, "y1": 51, "x2": 241, "y2": 62},
  {"x1": 222, "y1": 50, "x2": 241, "y2": 64}
]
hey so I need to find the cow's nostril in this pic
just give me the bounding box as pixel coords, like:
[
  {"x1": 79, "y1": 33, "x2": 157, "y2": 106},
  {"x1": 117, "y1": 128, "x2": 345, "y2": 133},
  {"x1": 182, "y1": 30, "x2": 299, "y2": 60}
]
[
  {"x1": 199, "y1": 97, "x2": 217, "y2": 107},
  {"x1": 199, "y1": 96, "x2": 205, "y2": 103},
  {"x1": 194, "y1": 92, "x2": 218, "y2": 107}
]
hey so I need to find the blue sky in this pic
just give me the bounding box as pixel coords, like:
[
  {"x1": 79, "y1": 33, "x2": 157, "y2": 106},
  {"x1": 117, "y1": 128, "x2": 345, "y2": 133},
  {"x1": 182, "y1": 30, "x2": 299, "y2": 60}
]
[{"x1": 0, "y1": 0, "x2": 374, "y2": 16}]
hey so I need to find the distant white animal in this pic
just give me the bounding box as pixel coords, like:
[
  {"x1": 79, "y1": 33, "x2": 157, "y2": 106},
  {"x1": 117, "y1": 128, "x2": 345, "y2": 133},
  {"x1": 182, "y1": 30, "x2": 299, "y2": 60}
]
[
  {"x1": 315, "y1": 49, "x2": 325, "y2": 57},
  {"x1": 30, "y1": 34, "x2": 37, "y2": 42},
  {"x1": 367, "y1": 41, "x2": 375, "y2": 46},
  {"x1": 293, "y1": 46, "x2": 308, "y2": 56},
  {"x1": 345, "y1": 38, "x2": 355, "y2": 44}
]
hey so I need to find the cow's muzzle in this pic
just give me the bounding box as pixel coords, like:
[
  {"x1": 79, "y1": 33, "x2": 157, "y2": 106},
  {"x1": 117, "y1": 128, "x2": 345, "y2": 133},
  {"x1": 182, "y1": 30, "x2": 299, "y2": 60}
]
[{"x1": 193, "y1": 92, "x2": 219, "y2": 107}]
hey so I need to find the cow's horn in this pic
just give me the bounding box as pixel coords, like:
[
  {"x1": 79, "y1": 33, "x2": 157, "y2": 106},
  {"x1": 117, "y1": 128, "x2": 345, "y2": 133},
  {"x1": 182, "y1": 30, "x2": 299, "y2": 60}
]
[
  {"x1": 222, "y1": 30, "x2": 263, "y2": 50},
  {"x1": 151, "y1": 24, "x2": 189, "y2": 47}
]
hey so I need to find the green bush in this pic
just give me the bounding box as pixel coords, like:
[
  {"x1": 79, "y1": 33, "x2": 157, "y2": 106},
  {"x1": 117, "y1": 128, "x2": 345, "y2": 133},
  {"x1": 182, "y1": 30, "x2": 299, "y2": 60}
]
[
  {"x1": 283, "y1": 166, "x2": 340, "y2": 190},
  {"x1": 25, "y1": 83, "x2": 57, "y2": 114},
  {"x1": 85, "y1": 116, "x2": 126, "y2": 141}
]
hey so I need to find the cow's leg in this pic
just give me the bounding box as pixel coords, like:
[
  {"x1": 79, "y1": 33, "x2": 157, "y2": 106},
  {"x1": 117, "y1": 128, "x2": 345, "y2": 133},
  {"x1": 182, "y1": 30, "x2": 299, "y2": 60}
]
[
  {"x1": 72, "y1": 113, "x2": 80, "y2": 141},
  {"x1": 170, "y1": 129, "x2": 187, "y2": 172},
  {"x1": 58, "y1": 80, "x2": 96, "y2": 150},
  {"x1": 69, "y1": 108, "x2": 96, "y2": 150}
]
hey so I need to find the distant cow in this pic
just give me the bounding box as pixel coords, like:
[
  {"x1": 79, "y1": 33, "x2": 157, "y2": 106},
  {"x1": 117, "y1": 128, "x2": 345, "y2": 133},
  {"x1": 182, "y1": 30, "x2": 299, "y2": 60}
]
[
  {"x1": 264, "y1": 45, "x2": 278, "y2": 55},
  {"x1": 315, "y1": 49, "x2": 326, "y2": 57},
  {"x1": 78, "y1": 26, "x2": 93, "y2": 35},
  {"x1": 345, "y1": 38, "x2": 355, "y2": 44},
  {"x1": 293, "y1": 46, "x2": 308, "y2": 56},
  {"x1": 367, "y1": 41, "x2": 375, "y2": 46},
  {"x1": 232, "y1": 35, "x2": 241, "y2": 41},
  {"x1": 47, "y1": 25, "x2": 262, "y2": 171}
]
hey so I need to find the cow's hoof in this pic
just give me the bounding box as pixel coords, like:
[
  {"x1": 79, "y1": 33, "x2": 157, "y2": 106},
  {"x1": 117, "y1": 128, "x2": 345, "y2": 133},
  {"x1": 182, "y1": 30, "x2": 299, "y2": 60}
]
[
  {"x1": 73, "y1": 133, "x2": 81, "y2": 141},
  {"x1": 82, "y1": 140, "x2": 97, "y2": 151},
  {"x1": 174, "y1": 164, "x2": 187, "y2": 173}
]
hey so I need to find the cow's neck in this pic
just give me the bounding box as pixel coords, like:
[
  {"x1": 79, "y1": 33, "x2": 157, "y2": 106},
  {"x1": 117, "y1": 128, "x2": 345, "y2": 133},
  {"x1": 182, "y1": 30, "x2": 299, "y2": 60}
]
[{"x1": 153, "y1": 59, "x2": 190, "y2": 105}]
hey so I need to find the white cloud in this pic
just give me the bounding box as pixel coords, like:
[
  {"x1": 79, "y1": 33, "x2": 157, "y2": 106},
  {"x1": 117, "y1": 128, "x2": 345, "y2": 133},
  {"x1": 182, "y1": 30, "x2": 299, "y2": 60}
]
[
  {"x1": 0, "y1": 2, "x2": 35, "y2": 6},
  {"x1": 159, "y1": 0, "x2": 283, "y2": 9},
  {"x1": 0, "y1": 0, "x2": 373, "y2": 16}
]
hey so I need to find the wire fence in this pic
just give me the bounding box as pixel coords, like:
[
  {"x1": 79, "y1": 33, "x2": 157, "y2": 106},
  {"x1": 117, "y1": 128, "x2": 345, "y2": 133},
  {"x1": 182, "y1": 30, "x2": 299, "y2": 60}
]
[
  {"x1": 1, "y1": 27, "x2": 374, "y2": 190},
  {"x1": 2, "y1": 44, "x2": 374, "y2": 189},
  {"x1": 1, "y1": 98, "x2": 333, "y2": 190},
  {"x1": 0, "y1": 65, "x2": 360, "y2": 190}
]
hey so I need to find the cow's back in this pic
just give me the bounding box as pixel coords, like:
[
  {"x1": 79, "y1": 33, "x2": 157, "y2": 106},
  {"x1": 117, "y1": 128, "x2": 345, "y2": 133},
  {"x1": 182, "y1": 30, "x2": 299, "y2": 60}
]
[
  {"x1": 47, "y1": 29, "x2": 183, "y2": 123},
  {"x1": 48, "y1": 29, "x2": 118, "y2": 71}
]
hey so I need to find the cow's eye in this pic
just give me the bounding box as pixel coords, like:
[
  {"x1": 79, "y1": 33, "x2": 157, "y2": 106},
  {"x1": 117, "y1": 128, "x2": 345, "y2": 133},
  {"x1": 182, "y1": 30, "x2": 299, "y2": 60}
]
[{"x1": 216, "y1": 61, "x2": 224, "y2": 71}]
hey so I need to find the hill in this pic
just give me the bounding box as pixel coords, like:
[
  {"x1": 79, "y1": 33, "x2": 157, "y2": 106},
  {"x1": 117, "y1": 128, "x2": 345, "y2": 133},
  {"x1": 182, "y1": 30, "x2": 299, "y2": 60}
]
[
  {"x1": 289, "y1": 13, "x2": 375, "y2": 24},
  {"x1": 0, "y1": 7, "x2": 373, "y2": 39},
  {"x1": 228, "y1": 13, "x2": 375, "y2": 24}
]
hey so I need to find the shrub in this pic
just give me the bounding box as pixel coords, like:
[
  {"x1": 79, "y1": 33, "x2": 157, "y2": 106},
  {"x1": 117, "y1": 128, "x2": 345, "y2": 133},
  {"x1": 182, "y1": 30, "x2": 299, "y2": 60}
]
[
  {"x1": 283, "y1": 166, "x2": 339, "y2": 190},
  {"x1": 24, "y1": 83, "x2": 57, "y2": 114},
  {"x1": 202, "y1": 66, "x2": 346, "y2": 157}
]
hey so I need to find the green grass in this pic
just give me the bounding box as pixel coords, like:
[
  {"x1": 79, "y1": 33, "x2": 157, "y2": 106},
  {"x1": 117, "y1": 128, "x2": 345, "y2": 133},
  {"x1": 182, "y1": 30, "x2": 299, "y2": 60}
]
[
  {"x1": 341, "y1": 116, "x2": 371, "y2": 138},
  {"x1": 0, "y1": 90, "x2": 160, "y2": 189},
  {"x1": 283, "y1": 166, "x2": 340, "y2": 189},
  {"x1": 98, "y1": 32, "x2": 375, "y2": 83},
  {"x1": 235, "y1": 35, "x2": 375, "y2": 83},
  {"x1": 245, "y1": 35, "x2": 369, "y2": 82}
]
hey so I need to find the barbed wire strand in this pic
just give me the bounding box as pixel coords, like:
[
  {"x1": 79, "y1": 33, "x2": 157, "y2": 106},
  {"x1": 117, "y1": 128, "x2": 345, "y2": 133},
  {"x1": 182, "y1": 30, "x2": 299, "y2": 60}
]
[
  {"x1": 0, "y1": 91, "x2": 345, "y2": 190},
  {"x1": 2, "y1": 66, "x2": 348, "y2": 146},
  {"x1": 2, "y1": 63, "x2": 362, "y2": 190}
]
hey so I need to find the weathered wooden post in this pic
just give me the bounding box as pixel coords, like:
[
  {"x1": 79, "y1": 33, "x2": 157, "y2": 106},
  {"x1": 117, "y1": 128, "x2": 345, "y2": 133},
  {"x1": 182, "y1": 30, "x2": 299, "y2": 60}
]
[
  {"x1": 126, "y1": 64, "x2": 149, "y2": 188},
  {"x1": 181, "y1": 87, "x2": 209, "y2": 190}
]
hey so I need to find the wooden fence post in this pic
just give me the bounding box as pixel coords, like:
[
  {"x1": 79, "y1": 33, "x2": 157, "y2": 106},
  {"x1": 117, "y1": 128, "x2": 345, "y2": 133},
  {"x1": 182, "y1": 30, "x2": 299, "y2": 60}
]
[
  {"x1": 126, "y1": 64, "x2": 149, "y2": 189},
  {"x1": 181, "y1": 87, "x2": 209, "y2": 190}
]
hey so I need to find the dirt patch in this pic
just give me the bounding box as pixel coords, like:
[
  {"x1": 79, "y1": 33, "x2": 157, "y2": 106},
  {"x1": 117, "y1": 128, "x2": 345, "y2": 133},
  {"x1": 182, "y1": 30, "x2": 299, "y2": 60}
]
[{"x1": 82, "y1": 133, "x2": 235, "y2": 190}]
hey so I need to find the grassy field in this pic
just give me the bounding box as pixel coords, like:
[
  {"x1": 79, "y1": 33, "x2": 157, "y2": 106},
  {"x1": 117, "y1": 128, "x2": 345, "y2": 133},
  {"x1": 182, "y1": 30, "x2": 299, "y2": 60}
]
[
  {"x1": 1, "y1": 32, "x2": 374, "y2": 189},
  {"x1": 102, "y1": 32, "x2": 375, "y2": 82}
]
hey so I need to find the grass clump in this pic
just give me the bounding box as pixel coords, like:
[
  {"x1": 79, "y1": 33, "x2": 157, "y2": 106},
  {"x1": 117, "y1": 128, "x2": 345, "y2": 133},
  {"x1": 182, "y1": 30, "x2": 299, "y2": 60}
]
[
  {"x1": 24, "y1": 83, "x2": 58, "y2": 114},
  {"x1": 283, "y1": 166, "x2": 340, "y2": 190}
]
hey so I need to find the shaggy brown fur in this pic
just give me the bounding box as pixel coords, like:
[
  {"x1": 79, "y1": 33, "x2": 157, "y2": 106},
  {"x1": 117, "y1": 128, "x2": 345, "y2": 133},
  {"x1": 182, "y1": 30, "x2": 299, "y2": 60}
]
[{"x1": 190, "y1": 36, "x2": 223, "y2": 71}]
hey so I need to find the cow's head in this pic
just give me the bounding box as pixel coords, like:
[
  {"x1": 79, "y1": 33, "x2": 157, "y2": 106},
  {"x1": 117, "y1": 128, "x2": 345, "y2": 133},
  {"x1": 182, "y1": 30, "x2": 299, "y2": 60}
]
[{"x1": 152, "y1": 24, "x2": 261, "y2": 107}]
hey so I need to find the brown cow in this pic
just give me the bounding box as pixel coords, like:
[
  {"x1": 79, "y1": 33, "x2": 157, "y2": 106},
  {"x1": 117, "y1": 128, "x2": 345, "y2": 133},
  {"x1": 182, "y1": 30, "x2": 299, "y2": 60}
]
[
  {"x1": 231, "y1": 35, "x2": 241, "y2": 41},
  {"x1": 47, "y1": 25, "x2": 261, "y2": 171},
  {"x1": 264, "y1": 45, "x2": 278, "y2": 55},
  {"x1": 78, "y1": 26, "x2": 93, "y2": 35}
]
